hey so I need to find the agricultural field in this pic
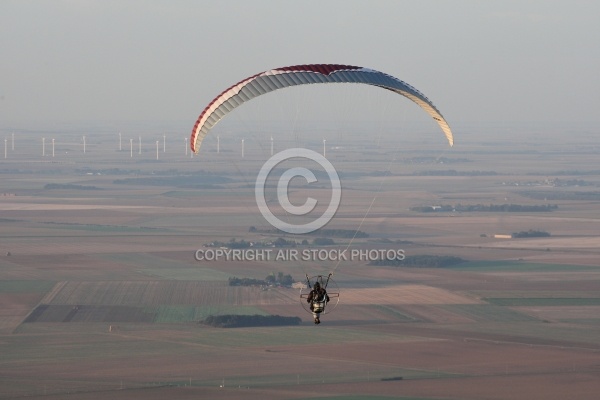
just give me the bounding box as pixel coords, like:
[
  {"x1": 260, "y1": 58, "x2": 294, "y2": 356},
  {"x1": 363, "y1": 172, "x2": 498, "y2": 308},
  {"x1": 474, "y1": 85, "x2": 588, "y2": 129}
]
[{"x1": 1, "y1": 131, "x2": 600, "y2": 399}]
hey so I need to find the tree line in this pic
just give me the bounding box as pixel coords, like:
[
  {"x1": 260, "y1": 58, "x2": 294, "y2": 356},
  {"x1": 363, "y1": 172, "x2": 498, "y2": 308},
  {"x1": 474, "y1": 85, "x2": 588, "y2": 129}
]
[
  {"x1": 229, "y1": 271, "x2": 294, "y2": 287},
  {"x1": 511, "y1": 230, "x2": 551, "y2": 238}
]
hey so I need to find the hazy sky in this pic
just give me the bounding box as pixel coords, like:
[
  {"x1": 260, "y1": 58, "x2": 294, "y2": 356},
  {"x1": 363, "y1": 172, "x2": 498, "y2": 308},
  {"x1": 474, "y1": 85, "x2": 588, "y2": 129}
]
[{"x1": 1, "y1": 0, "x2": 599, "y2": 131}]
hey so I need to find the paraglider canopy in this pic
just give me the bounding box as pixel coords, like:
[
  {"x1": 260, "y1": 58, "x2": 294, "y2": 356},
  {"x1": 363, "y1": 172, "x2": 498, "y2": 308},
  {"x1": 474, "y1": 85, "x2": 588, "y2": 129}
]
[{"x1": 191, "y1": 64, "x2": 454, "y2": 153}]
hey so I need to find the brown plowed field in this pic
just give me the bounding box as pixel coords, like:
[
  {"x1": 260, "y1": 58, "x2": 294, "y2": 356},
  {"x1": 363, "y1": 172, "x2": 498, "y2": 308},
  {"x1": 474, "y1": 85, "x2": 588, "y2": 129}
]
[{"x1": 342, "y1": 284, "x2": 481, "y2": 305}]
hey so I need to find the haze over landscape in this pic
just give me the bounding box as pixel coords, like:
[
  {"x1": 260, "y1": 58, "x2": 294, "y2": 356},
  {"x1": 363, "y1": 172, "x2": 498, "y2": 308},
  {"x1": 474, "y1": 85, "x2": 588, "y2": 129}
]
[{"x1": 1, "y1": 1, "x2": 600, "y2": 399}]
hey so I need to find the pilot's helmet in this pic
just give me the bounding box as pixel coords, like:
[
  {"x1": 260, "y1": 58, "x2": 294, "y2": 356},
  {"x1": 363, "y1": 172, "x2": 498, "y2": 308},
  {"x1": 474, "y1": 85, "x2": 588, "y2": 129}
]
[{"x1": 314, "y1": 282, "x2": 321, "y2": 289}]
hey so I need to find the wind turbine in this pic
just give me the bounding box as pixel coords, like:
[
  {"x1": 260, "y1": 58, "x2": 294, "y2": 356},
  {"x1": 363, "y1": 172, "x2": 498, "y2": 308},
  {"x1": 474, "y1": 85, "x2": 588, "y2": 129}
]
[
  {"x1": 130, "y1": 138, "x2": 133, "y2": 157},
  {"x1": 241, "y1": 138, "x2": 245, "y2": 158}
]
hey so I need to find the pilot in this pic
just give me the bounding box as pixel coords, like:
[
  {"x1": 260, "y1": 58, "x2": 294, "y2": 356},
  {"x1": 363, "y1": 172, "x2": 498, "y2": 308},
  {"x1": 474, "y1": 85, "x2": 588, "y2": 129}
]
[{"x1": 306, "y1": 282, "x2": 330, "y2": 324}]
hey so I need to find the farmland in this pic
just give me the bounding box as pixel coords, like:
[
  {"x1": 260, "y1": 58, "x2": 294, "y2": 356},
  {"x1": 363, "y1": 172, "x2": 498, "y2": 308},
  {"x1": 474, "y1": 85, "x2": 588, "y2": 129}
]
[{"x1": 1, "y1": 130, "x2": 600, "y2": 399}]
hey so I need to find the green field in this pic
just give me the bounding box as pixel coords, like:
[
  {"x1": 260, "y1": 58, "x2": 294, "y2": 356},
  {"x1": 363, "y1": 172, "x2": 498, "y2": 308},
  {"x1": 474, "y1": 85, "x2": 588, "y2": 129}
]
[
  {"x1": 138, "y1": 267, "x2": 230, "y2": 281},
  {"x1": 296, "y1": 397, "x2": 440, "y2": 400},
  {"x1": 372, "y1": 305, "x2": 420, "y2": 322},
  {"x1": 98, "y1": 252, "x2": 196, "y2": 269},
  {"x1": 470, "y1": 290, "x2": 600, "y2": 299},
  {"x1": 0, "y1": 280, "x2": 55, "y2": 293},
  {"x1": 194, "y1": 366, "x2": 459, "y2": 389},
  {"x1": 440, "y1": 304, "x2": 539, "y2": 322},
  {"x1": 485, "y1": 297, "x2": 600, "y2": 306},
  {"x1": 39, "y1": 222, "x2": 169, "y2": 233},
  {"x1": 185, "y1": 326, "x2": 424, "y2": 348},
  {"x1": 449, "y1": 261, "x2": 600, "y2": 272}
]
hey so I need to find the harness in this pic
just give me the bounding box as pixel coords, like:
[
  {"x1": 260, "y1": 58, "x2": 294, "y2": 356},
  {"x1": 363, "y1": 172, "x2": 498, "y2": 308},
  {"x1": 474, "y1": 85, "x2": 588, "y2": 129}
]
[{"x1": 306, "y1": 274, "x2": 331, "y2": 313}]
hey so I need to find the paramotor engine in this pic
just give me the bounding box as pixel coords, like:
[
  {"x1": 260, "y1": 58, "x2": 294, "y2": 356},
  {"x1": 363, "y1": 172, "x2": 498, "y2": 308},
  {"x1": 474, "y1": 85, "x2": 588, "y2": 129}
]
[{"x1": 300, "y1": 274, "x2": 340, "y2": 322}]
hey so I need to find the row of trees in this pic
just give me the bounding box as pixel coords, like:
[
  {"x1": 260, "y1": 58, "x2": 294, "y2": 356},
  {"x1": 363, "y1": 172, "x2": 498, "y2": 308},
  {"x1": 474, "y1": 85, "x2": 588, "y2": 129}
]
[
  {"x1": 229, "y1": 272, "x2": 294, "y2": 287},
  {"x1": 228, "y1": 277, "x2": 265, "y2": 286},
  {"x1": 511, "y1": 230, "x2": 551, "y2": 238},
  {"x1": 207, "y1": 237, "x2": 339, "y2": 249}
]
